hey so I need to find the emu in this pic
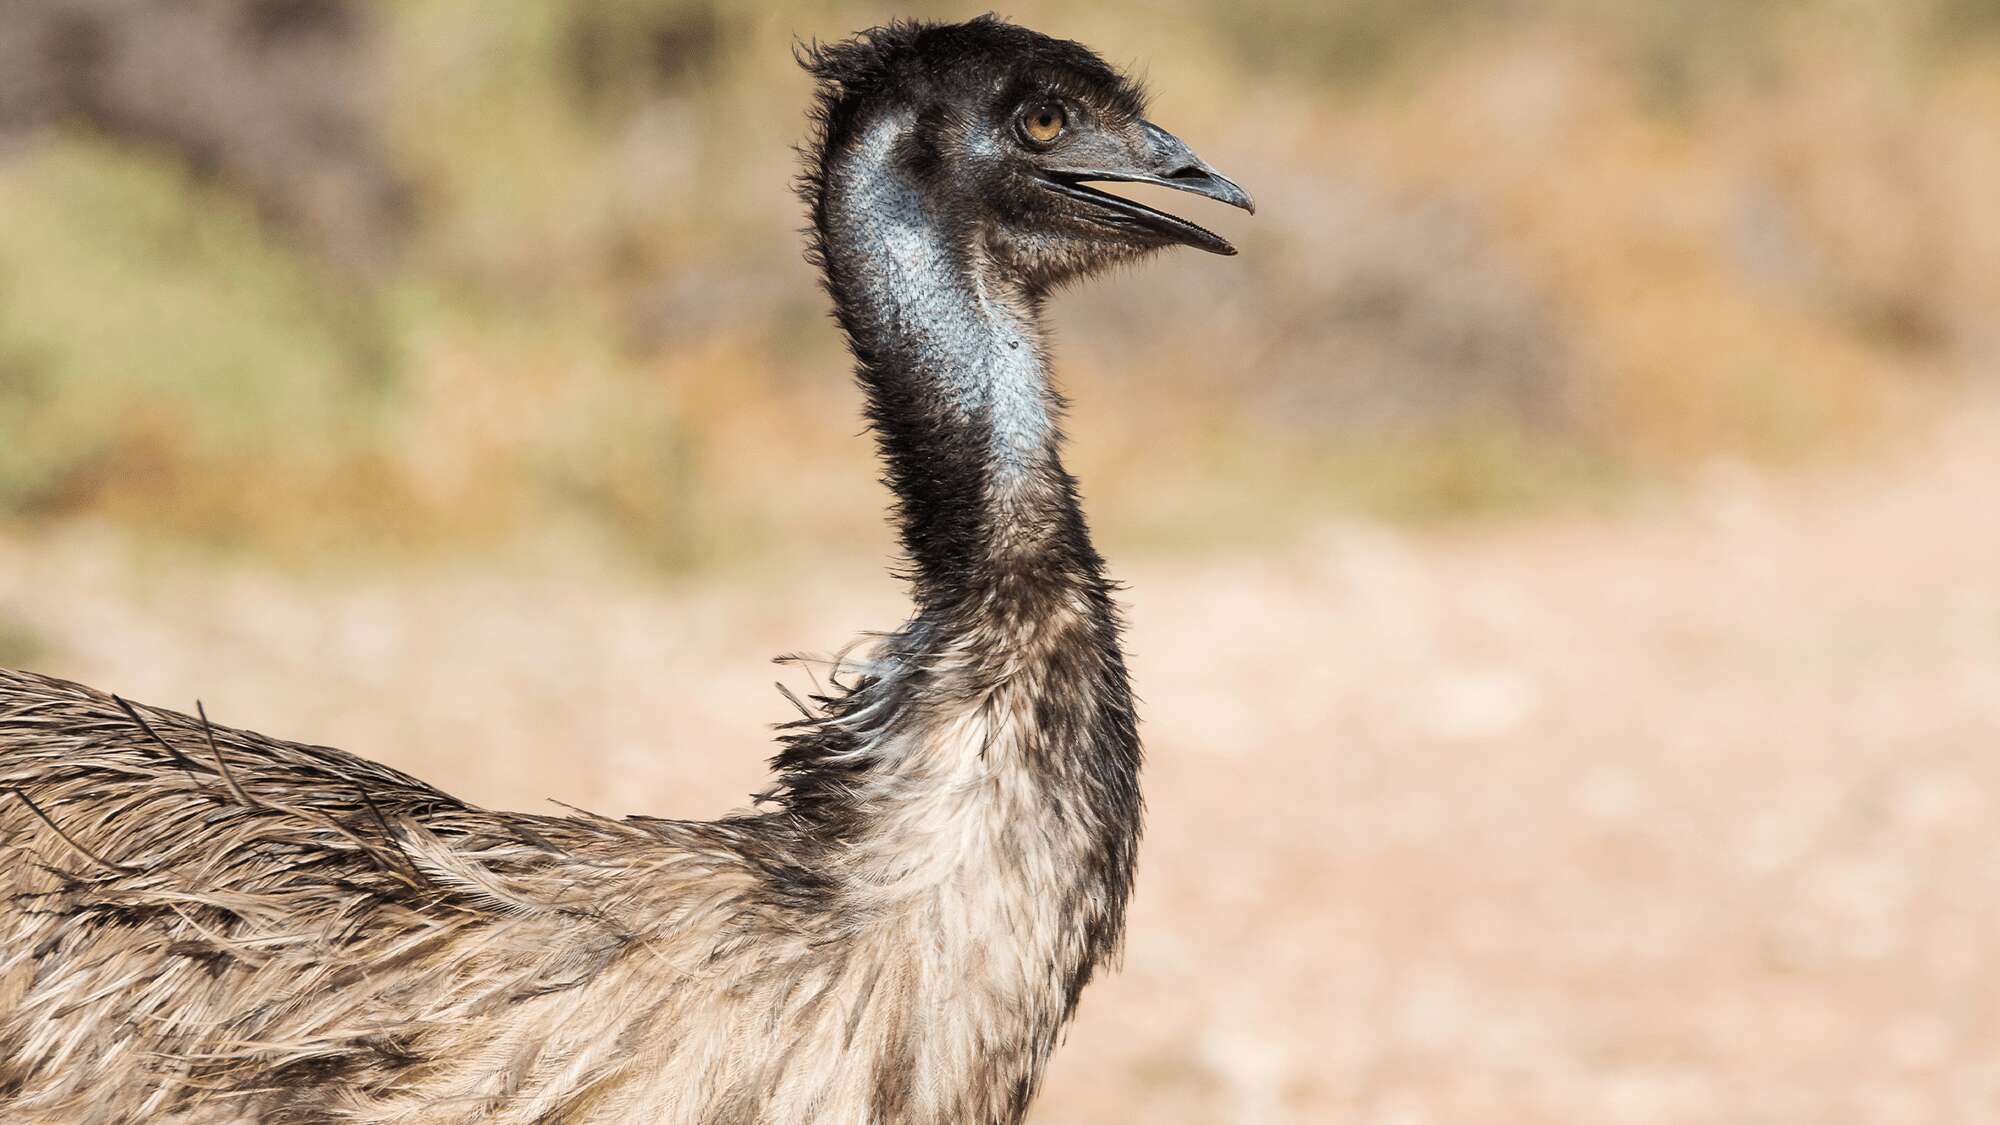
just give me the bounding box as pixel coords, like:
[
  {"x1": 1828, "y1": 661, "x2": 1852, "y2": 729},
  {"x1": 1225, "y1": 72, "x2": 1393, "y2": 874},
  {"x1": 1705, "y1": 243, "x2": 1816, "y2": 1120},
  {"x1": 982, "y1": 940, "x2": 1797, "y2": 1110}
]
[{"x1": 0, "y1": 18, "x2": 1251, "y2": 1124}]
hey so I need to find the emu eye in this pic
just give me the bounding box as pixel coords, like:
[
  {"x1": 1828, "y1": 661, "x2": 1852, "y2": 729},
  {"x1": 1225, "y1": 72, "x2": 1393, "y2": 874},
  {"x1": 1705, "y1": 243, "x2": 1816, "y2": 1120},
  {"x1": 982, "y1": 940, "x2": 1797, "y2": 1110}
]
[{"x1": 1019, "y1": 102, "x2": 1067, "y2": 146}]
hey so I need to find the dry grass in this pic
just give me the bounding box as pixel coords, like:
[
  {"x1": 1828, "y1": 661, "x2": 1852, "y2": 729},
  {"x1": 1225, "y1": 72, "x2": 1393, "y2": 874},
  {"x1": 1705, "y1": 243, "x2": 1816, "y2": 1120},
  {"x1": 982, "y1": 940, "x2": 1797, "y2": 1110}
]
[{"x1": 4, "y1": 393, "x2": 1995, "y2": 1123}]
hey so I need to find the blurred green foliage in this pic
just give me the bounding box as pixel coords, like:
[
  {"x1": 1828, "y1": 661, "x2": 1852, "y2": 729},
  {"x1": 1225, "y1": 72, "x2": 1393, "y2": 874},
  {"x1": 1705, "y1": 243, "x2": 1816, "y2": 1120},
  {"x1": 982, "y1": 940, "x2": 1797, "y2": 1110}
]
[{"x1": 0, "y1": 138, "x2": 395, "y2": 515}]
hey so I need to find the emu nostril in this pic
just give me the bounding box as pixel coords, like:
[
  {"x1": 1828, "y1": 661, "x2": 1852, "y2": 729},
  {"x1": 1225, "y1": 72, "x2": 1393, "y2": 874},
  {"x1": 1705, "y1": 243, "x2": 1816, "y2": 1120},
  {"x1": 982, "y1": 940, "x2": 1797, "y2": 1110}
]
[{"x1": 1152, "y1": 160, "x2": 1256, "y2": 214}]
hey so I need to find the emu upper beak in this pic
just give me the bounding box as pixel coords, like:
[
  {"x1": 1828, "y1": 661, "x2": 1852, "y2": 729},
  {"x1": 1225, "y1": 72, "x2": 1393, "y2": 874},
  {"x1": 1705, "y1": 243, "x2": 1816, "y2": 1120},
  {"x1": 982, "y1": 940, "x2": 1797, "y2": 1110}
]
[{"x1": 1039, "y1": 120, "x2": 1255, "y2": 256}]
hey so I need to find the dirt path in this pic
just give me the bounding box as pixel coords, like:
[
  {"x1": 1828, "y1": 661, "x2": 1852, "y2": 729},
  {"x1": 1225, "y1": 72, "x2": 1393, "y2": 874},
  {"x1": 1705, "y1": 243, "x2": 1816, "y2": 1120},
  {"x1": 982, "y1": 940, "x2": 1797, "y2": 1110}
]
[{"x1": 3, "y1": 399, "x2": 1997, "y2": 1124}]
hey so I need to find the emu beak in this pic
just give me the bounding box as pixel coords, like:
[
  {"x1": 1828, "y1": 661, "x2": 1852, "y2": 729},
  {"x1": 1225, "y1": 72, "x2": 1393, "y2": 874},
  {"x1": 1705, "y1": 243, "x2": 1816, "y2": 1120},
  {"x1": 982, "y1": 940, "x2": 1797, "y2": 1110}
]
[{"x1": 1040, "y1": 121, "x2": 1255, "y2": 256}]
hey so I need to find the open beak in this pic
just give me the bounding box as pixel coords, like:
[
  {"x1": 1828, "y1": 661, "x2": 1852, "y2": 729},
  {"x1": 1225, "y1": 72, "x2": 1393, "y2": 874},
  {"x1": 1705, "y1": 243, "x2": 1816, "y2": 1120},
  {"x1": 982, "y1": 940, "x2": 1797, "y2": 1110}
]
[{"x1": 1040, "y1": 121, "x2": 1255, "y2": 256}]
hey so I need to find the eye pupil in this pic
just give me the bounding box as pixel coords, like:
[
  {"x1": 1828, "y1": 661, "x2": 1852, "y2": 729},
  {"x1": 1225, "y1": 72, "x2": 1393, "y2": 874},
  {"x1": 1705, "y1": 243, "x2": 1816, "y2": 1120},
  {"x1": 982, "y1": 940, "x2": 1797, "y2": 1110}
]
[{"x1": 1023, "y1": 103, "x2": 1065, "y2": 144}]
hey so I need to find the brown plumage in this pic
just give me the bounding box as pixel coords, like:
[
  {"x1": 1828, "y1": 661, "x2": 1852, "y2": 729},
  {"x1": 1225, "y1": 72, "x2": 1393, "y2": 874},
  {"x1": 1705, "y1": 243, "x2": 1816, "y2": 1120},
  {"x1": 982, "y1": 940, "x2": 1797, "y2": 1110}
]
[
  {"x1": 0, "y1": 17, "x2": 1251, "y2": 1124},
  {"x1": 1, "y1": 671, "x2": 793, "y2": 1121}
]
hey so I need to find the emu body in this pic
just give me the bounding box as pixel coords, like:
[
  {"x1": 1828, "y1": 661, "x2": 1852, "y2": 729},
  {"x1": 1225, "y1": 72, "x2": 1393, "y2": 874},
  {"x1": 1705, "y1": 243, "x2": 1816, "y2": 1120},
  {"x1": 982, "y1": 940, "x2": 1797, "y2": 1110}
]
[{"x1": 0, "y1": 18, "x2": 1249, "y2": 1124}]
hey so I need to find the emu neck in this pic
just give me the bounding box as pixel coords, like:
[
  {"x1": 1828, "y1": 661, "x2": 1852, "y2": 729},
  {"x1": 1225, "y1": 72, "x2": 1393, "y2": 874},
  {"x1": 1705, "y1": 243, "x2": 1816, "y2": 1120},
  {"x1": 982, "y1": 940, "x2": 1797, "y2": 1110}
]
[
  {"x1": 808, "y1": 107, "x2": 1141, "y2": 896},
  {"x1": 759, "y1": 110, "x2": 1146, "y2": 1122},
  {"x1": 821, "y1": 115, "x2": 1085, "y2": 612}
]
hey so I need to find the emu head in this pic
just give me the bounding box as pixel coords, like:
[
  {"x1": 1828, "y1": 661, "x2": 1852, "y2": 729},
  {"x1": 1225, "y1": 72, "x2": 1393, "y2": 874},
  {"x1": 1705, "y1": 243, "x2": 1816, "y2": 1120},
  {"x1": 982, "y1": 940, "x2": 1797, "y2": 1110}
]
[{"x1": 802, "y1": 16, "x2": 1253, "y2": 293}]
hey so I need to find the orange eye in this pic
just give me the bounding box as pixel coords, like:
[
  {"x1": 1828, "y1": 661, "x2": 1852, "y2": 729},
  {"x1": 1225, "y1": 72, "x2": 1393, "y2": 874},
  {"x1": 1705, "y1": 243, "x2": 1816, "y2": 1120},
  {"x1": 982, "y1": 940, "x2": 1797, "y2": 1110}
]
[{"x1": 1020, "y1": 102, "x2": 1066, "y2": 146}]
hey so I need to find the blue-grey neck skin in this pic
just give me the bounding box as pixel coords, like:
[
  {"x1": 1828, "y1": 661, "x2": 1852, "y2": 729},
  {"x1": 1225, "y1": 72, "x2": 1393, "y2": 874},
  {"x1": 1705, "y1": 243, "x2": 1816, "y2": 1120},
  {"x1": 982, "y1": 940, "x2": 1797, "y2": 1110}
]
[
  {"x1": 826, "y1": 112, "x2": 1053, "y2": 479},
  {"x1": 815, "y1": 108, "x2": 1102, "y2": 618}
]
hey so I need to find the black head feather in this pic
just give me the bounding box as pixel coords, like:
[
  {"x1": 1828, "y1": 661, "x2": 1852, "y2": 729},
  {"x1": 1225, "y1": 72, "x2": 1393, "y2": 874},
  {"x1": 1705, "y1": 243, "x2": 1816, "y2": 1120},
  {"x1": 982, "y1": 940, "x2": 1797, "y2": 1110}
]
[{"x1": 796, "y1": 15, "x2": 1147, "y2": 172}]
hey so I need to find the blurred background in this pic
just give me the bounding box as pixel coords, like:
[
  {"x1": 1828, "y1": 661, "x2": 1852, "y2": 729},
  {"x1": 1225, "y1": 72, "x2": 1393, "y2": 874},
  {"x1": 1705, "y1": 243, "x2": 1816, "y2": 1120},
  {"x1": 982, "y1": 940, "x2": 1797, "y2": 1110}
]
[{"x1": 2, "y1": 1, "x2": 1998, "y2": 1121}]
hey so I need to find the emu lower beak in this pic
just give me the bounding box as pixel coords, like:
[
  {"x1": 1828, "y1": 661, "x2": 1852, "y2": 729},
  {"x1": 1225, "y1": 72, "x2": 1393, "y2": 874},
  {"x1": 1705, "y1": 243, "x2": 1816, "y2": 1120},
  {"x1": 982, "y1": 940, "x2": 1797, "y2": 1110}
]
[{"x1": 1041, "y1": 120, "x2": 1255, "y2": 256}]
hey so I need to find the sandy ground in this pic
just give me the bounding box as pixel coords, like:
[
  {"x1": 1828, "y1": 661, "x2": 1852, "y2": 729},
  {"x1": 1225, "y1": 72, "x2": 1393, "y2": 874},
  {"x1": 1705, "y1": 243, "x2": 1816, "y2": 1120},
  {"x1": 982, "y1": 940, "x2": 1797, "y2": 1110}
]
[{"x1": 3, "y1": 398, "x2": 1998, "y2": 1124}]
